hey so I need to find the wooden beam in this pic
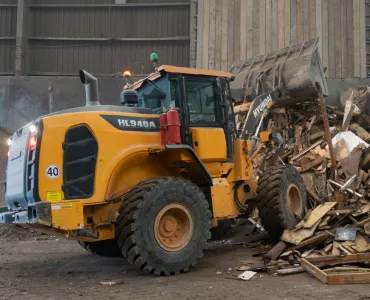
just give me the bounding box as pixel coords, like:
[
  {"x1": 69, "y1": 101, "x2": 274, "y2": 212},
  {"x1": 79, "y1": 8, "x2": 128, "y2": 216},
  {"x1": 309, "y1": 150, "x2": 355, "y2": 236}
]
[
  {"x1": 240, "y1": 0, "x2": 247, "y2": 59},
  {"x1": 341, "y1": 0, "x2": 348, "y2": 78},
  {"x1": 334, "y1": 0, "x2": 341, "y2": 77},
  {"x1": 328, "y1": 0, "x2": 336, "y2": 78},
  {"x1": 220, "y1": 0, "x2": 228, "y2": 71},
  {"x1": 278, "y1": 0, "x2": 285, "y2": 48},
  {"x1": 303, "y1": 0, "x2": 310, "y2": 41},
  {"x1": 202, "y1": 0, "x2": 210, "y2": 69},
  {"x1": 285, "y1": 0, "x2": 291, "y2": 45},
  {"x1": 259, "y1": 0, "x2": 266, "y2": 54},
  {"x1": 347, "y1": 0, "x2": 355, "y2": 77},
  {"x1": 214, "y1": 0, "x2": 222, "y2": 70},
  {"x1": 196, "y1": 0, "x2": 204, "y2": 68},
  {"x1": 266, "y1": 0, "x2": 272, "y2": 52},
  {"x1": 290, "y1": 0, "x2": 297, "y2": 44},
  {"x1": 315, "y1": 0, "x2": 323, "y2": 58},
  {"x1": 297, "y1": 0, "x2": 303, "y2": 42},
  {"x1": 309, "y1": 0, "x2": 316, "y2": 39},
  {"x1": 246, "y1": 0, "x2": 253, "y2": 58},
  {"x1": 360, "y1": 0, "x2": 367, "y2": 78},
  {"x1": 208, "y1": 0, "x2": 216, "y2": 69},
  {"x1": 233, "y1": 0, "x2": 241, "y2": 61},
  {"x1": 227, "y1": 0, "x2": 234, "y2": 69},
  {"x1": 354, "y1": 0, "x2": 361, "y2": 77},
  {"x1": 271, "y1": 0, "x2": 278, "y2": 50},
  {"x1": 252, "y1": 0, "x2": 260, "y2": 56}
]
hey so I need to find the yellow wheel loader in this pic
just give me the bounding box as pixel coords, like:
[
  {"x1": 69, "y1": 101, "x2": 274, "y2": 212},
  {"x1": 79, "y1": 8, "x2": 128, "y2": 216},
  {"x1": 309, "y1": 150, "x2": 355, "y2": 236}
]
[{"x1": 1, "y1": 39, "x2": 328, "y2": 275}]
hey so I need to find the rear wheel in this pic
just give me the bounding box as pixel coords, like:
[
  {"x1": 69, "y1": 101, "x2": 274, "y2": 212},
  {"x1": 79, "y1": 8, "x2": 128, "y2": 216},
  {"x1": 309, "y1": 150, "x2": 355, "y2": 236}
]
[
  {"x1": 256, "y1": 165, "x2": 307, "y2": 240},
  {"x1": 78, "y1": 238, "x2": 122, "y2": 257},
  {"x1": 115, "y1": 177, "x2": 211, "y2": 275}
]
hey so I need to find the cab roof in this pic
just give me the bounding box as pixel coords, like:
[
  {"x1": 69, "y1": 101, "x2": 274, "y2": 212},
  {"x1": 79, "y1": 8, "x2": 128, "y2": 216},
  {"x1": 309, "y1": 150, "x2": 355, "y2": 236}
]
[{"x1": 125, "y1": 65, "x2": 232, "y2": 90}]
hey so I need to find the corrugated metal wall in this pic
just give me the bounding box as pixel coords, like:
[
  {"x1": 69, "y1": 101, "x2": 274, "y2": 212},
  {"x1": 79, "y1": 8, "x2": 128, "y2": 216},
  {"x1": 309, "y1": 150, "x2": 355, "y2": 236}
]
[
  {"x1": 196, "y1": 0, "x2": 367, "y2": 79},
  {"x1": 0, "y1": 0, "x2": 17, "y2": 75},
  {"x1": 0, "y1": 0, "x2": 190, "y2": 76}
]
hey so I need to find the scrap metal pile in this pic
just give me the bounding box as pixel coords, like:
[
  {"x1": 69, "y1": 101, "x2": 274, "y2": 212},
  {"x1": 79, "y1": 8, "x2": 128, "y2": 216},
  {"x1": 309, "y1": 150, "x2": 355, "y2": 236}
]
[{"x1": 252, "y1": 85, "x2": 370, "y2": 284}]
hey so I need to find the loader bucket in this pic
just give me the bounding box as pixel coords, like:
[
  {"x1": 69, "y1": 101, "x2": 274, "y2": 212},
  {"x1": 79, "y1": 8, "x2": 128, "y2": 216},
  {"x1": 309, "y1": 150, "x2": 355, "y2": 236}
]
[{"x1": 229, "y1": 38, "x2": 328, "y2": 105}]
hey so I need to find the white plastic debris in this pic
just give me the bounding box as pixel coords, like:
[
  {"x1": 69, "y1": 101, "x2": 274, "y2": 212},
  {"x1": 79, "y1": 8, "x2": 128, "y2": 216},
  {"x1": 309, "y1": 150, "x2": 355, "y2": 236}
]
[
  {"x1": 332, "y1": 131, "x2": 369, "y2": 153},
  {"x1": 238, "y1": 270, "x2": 257, "y2": 281}
]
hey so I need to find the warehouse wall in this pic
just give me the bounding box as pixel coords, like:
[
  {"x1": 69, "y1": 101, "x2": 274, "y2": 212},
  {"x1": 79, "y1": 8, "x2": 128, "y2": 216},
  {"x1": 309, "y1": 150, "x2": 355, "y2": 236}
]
[
  {"x1": 196, "y1": 0, "x2": 367, "y2": 79},
  {"x1": 0, "y1": 0, "x2": 190, "y2": 76}
]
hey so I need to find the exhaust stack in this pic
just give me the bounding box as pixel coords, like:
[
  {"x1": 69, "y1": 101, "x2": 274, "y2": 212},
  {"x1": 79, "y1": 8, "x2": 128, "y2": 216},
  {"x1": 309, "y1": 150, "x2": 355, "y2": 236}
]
[{"x1": 79, "y1": 69, "x2": 100, "y2": 106}]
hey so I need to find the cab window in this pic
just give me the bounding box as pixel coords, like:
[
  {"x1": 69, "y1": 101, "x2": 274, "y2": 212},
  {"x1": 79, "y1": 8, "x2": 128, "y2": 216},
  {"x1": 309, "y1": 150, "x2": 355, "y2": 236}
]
[
  {"x1": 136, "y1": 77, "x2": 174, "y2": 114},
  {"x1": 186, "y1": 79, "x2": 218, "y2": 124}
]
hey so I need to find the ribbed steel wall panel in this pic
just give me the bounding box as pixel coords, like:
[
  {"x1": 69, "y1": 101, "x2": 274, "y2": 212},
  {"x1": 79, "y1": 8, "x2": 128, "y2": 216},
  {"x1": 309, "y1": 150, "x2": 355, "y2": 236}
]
[
  {"x1": 0, "y1": 0, "x2": 17, "y2": 4},
  {"x1": 25, "y1": 1, "x2": 190, "y2": 75},
  {"x1": 0, "y1": 6, "x2": 16, "y2": 36},
  {"x1": 29, "y1": 6, "x2": 189, "y2": 38},
  {"x1": 0, "y1": 40, "x2": 15, "y2": 74},
  {"x1": 28, "y1": 40, "x2": 189, "y2": 75},
  {"x1": 0, "y1": 2, "x2": 16, "y2": 74}
]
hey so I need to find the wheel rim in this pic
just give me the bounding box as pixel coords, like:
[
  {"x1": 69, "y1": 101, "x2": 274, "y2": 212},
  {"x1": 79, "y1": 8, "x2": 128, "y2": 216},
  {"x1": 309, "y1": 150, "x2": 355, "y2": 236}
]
[
  {"x1": 287, "y1": 184, "x2": 303, "y2": 217},
  {"x1": 154, "y1": 203, "x2": 194, "y2": 252}
]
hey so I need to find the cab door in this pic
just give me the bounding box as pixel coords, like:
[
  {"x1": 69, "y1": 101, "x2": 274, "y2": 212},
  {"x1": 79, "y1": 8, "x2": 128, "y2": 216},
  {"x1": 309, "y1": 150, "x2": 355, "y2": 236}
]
[{"x1": 182, "y1": 76, "x2": 232, "y2": 163}]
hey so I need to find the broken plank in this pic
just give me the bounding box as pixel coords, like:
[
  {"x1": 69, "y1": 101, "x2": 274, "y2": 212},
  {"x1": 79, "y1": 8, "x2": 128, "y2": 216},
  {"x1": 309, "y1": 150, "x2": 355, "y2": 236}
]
[
  {"x1": 297, "y1": 202, "x2": 337, "y2": 229},
  {"x1": 301, "y1": 258, "x2": 328, "y2": 284},
  {"x1": 291, "y1": 140, "x2": 324, "y2": 161},
  {"x1": 282, "y1": 220, "x2": 320, "y2": 245},
  {"x1": 265, "y1": 241, "x2": 288, "y2": 260},
  {"x1": 350, "y1": 123, "x2": 370, "y2": 142},
  {"x1": 300, "y1": 156, "x2": 325, "y2": 173},
  {"x1": 303, "y1": 252, "x2": 370, "y2": 267},
  {"x1": 277, "y1": 266, "x2": 304, "y2": 276},
  {"x1": 291, "y1": 232, "x2": 330, "y2": 251},
  {"x1": 327, "y1": 209, "x2": 356, "y2": 216}
]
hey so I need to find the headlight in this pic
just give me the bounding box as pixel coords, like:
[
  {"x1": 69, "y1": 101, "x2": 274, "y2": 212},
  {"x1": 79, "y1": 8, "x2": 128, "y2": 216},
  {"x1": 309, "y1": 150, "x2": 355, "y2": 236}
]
[
  {"x1": 7, "y1": 138, "x2": 12, "y2": 146},
  {"x1": 30, "y1": 124, "x2": 37, "y2": 133}
]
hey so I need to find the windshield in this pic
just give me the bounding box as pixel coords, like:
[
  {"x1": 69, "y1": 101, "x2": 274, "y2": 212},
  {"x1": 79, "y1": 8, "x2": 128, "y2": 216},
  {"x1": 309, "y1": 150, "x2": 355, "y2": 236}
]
[{"x1": 136, "y1": 77, "x2": 175, "y2": 114}]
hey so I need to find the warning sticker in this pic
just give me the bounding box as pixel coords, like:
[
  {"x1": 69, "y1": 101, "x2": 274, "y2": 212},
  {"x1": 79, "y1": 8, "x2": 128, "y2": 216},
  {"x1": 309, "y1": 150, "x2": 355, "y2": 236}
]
[{"x1": 46, "y1": 191, "x2": 62, "y2": 202}]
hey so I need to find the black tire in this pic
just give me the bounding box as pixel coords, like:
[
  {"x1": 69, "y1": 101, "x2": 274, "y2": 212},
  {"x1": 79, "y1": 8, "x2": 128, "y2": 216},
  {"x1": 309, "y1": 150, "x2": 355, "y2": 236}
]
[
  {"x1": 256, "y1": 165, "x2": 307, "y2": 240},
  {"x1": 78, "y1": 238, "x2": 122, "y2": 257},
  {"x1": 115, "y1": 177, "x2": 211, "y2": 275}
]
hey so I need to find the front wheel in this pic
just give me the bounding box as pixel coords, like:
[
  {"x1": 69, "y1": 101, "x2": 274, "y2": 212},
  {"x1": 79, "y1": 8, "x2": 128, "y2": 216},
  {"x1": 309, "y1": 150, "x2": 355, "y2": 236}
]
[
  {"x1": 256, "y1": 165, "x2": 307, "y2": 240},
  {"x1": 115, "y1": 177, "x2": 211, "y2": 275}
]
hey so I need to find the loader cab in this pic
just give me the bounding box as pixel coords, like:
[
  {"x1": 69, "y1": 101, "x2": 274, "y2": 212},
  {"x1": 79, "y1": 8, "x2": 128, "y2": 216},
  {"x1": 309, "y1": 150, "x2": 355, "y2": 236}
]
[{"x1": 128, "y1": 65, "x2": 236, "y2": 161}]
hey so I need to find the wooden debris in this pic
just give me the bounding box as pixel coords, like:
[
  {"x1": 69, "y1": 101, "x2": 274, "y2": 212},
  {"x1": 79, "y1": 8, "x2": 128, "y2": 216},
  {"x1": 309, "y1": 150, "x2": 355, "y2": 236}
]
[
  {"x1": 302, "y1": 253, "x2": 370, "y2": 284},
  {"x1": 290, "y1": 140, "x2": 324, "y2": 161},
  {"x1": 291, "y1": 232, "x2": 330, "y2": 251},
  {"x1": 352, "y1": 203, "x2": 370, "y2": 217},
  {"x1": 349, "y1": 123, "x2": 370, "y2": 142},
  {"x1": 296, "y1": 202, "x2": 337, "y2": 229},
  {"x1": 334, "y1": 139, "x2": 350, "y2": 161},
  {"x1": 300, "y1": 156, "x2": 325, "y2": 173},
  {"x1": 265, "y1": 241, "x2": 288, "y2": 261},
  {"x1": 353, "y1": 234, "x2": 370, "y2": 253},
  {"x1": 282, "y1": 221, "x2": 320, "y2": 245},
  {"x1": 276, "y1": 266, "x2": 304, "y2": 276}
]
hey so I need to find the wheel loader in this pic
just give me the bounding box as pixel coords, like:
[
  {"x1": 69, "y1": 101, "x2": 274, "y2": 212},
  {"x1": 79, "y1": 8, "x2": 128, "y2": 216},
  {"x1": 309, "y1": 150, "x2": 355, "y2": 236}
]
[{"x1": 1, "y1": 38, "x2": 328, "y2": 275}]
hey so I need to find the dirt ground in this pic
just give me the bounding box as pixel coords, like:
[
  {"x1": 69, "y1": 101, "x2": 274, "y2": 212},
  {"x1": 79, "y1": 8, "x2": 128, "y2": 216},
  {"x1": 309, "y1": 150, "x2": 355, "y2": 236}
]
[{"x1": 0, "y1": 225, "x2": 369, "y2": 300}]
